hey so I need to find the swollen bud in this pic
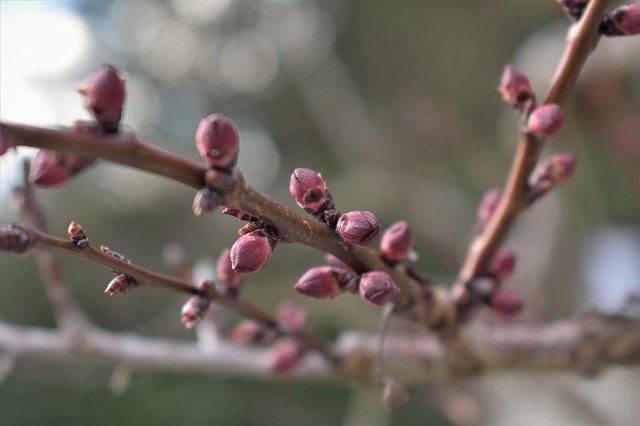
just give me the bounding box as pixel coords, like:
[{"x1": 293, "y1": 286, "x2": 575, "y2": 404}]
[
  {"x1": 499, "y1": 65, "x2": 534, "y2": 109},
  {"x1": 105, "y1": 274, "x2": 136, "y2": 296},
  {"x1": 336, "y1": 211, "x2": 381, "y2": 246},
  {"x1": 67, "y1": 221, "x2": 89, "y2": 248},
  {"x1": 294, "y1": 266, "x2": 341, "y2": 299},
  {"x1": 230, "y1": 231, "x2": 272, "y2": 273},
  {"x1": 29, "y1": 150, "x2": 69, "y2": 187},
  {"x1": 380, "y1": 221, "x2": 412, "y2": 263},
  {"x1": 267, "y1": 340, "x2": 302, "y2": 374},
  {"x1": 277, "y1": 301, "x2": 308, "y2": 333},
  {"x1": 230, "y1": 320, "x2": 264, "y2": 345},
  {"x1": 476, "y1": 188, "x2": 502, "y2": 230},
  {"x1": 600, "y1": 4, "x2": 640, "y2": 36},
  {"x1": 0, "y1": 225, "x2": 31, "y2": 254},
  {"x1": 79, "y1": 64, "x2": 126, "y2": 131},
  {"x1": 216, "y1": 248, "x2": 243, "y2": 291},
  {"x1": 289, "y1": 168, "x2": 331, "y2": 213},
  {"x1": 192, "y1": 187, "x2": 220, "y2": 216},
  {"x1": 181, "y1": 294, "x2": 212, "y2": 329},
  {"x1": 527, "y1": 104, "x2": 565, "y2": 137},
  {"x1": 382, "y1": 378, "x2": 410, "y2": 409},
  {"x1": 556, "y1": 0, "x2": 588, "y2": 20},
  {"x1": 195, "y1": 114, "x2": 240, "y2": 169},
  {"x1": 528, "y1": 153, "x2": 577, "y2": 202},
  {"x1": 490, "y1": 248, "x2": 516, "y2": 283},
  {"x1": 359, "y1": 271, "x2": 399, "y2": 306},
  {"x1": 490, "y1": 290, "x2": 524, "y2": 316}
]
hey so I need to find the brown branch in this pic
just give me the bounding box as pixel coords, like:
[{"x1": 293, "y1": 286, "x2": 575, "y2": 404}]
[{"x1": 453, "y1": 0, "x2": 611, "y2": 313}]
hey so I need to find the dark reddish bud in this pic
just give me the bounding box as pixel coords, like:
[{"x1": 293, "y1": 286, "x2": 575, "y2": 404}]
[
  {"x1": 600, "y1": 4, "x2": 640, "y2": 36},
  {"x1": 336, "y1": 211, "x2": 381, "y2": 246},
  {"x1": 490, "y1": 248, "x2": 516, "y2": 283},
  {"x1": 359, "y1": 271, "x2": 399, "y2": 306},
  {"x1": 0, "y1": 225, "x2": 31, "y2": 254},
  {"x1": 527, "y1": 104, "x2": 565, "y2": 137},
  {"x1": 230, "y1": 231, "x2": 272, "y2": 273},
  {"x1": 67, "y1": 221, "x2": 89, "y2": 248},
  {"x1": 79, "y1": 64, "x2": 126, "y2": 131},
  {"x1": 490, "y1": 290, "x2": 524, "y2": 316},
  {"x1": 556, "y1": 0, "x2": 588, "y2": 20},
  {"x1": 230, "y1": 320, "x2": 264, "y2": 344},
  {"x1": 325, "y1": 253, "x2": 355, "y2": 272},
  {"x1": 476, "y1": 188, "x2": 502, "y2": 229},
  {"x1": 294, "y1": 266, "x2": 341, "y2": 299},
  {"x1": 195, "y1": 113, "x2": 240, "y2": 169},
  {"x1": 380, "y1": 221, "x2": 412, "y2": 263},
  {"x1": 382, "y1": 378, "x2": 410, "y2": 409},
  {"x1": 289, "y1": 168, "x2": 331, "y2": 213},
  {"x1": 216, "y1": 248, "x2": 243, "y2": 290},
  {"x1": 499, "y1": 65, "x2": 534, "y2": 109},
  {"x1": 528, "y1": 153, "x2": 577, "y2": 202},
  {"x1": 181, "y1": 294, "x2": 212, "y2": 329},
  {"x1": 104, "y1": 274, "x2": 136, "y2": 296},
  {"x1": 277, "y1": 301, "x2": 308, "y2": 333},
  {"x1": 192, "y1": 187, "x2": 220, "y2": 217},
  {"x1": 267, "y1": 340, "x2": 301, "y2": 374},
  {"x1": 29, "y1": 150, "x2": 69, "y2": 187}
]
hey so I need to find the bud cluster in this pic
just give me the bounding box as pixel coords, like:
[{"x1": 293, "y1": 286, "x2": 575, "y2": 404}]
[
  {"x1": 29, "y1": 150, "x2": 96, "y2": 187},
  {"x1": 600, "y1": 4, "x2": 640, "y2": 37},
  {"x1": 527, "y1": 153, "x2": 577, "y2": 203},
  {"x1": 195, "y1": 114, "x2": 240, "y2": 169}
]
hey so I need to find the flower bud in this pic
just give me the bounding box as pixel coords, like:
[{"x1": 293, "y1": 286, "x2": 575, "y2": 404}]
[
  {"x1": 192, "y1": 187, "x2": 220, "y2": 217},
  {"x1": 289, "y1": 168, "x2": 331, "y2": 213},
  {"x1": 29, "y1": 150, "x2": 69, "y2": 187},
  {"x1": 382, "y1": 378, "x2": 409, "y2": 409},
  {"x1": 490, "y1": 248, "x2": 516, "y2": 283},
  {"x1": 600, "y1": 4, "x2": 640, "y2": 36},
  {"x1": 556, "y1": 0, "x2": 588, "y2": 20},
  {"x1": 490, "y1": 290, "x2": 524, "y2": 316},
  {"x1": 336, "y1": 211, "x2": 381, "y2": 246},
  {"x1": 267, "y1": 340, "x2": 301, "y2": 374},
  {"x1": 67, "y1": 221, "x2": 89, "y2": 248},
  {"x1": 230, "y1": 320, "x2": 263, "y2": 344},
  {"x1": 216, "y1": 248, "x2": 243, "y2": 290},
  {"x1": 79, "y1": 64, "x2": 126, "y2": 131},
  {"x1": 104, "y1": 274, "x2": 136, "y2": 296},
  {"x1": 380, "y1": 221, "x2": 412, "y2": 263},
  {"x1": 277, "y1": 301, "x2": 308, "y2": 333},
  {"x1": 181, "y1": 295, "x2": 212, "y2": 329},
  {"x1": 195, "y1": 114, "x2": 240, "y2": 169},
  {"x1": 527, "y1": 104, "x2": 566, "y2": 137},
  {"x1": 476, "y1": 188, "x2": 502, "y2": 229},
  {"x1": 230, "y1": 231, "x2": 272, "y2": 273},
  {"x1": 0, "y1": 225, "x2": 31, "y2": 254},
  {"x1": 528, "y1": 153, "x2": 577, "y2": 202},
  {"x1": 359, "y1": 271, "x2": 399, "y2": 306},
  {"x1": 294, "y1": 266, "x2": 341, "y2": 299},
  {"x1": 499, "y1": 65, "x2": 534, "y2": 109}
]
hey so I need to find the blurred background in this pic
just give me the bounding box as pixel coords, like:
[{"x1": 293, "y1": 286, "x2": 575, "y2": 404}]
[{"x1": 0, "y1": 1, "x2": 638, "y2": 425}]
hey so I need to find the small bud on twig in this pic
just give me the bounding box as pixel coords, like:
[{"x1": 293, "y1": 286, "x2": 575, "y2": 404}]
[
  {"x1": 79, "y1": 64, "x2": 126, "y2": 132},
  {"x1": 267, "y1": 340, "x2": 302, "y2": 374},
  {"x1": 382, "y1": 378, "x2": 410, "y2": 409},
  {"x1": 67, "y1": 221, "x2": 89, "y2": 248},
  {"x1": 499, "y1": 65, "x2": 534, "y2": 110},
  {"x1": 380, "y1": 221, "x2": 412, "y2": 263},
  {"x1": 600, "y1": 4, "x2": 640, "y2": 36},
  {"x1": 527, "y1": 153, "x2": 576, "y2": 203},
  {"x1": 490, "y1": 290, "x2": 524, "y2": 316},
  {"x1": 181, "y1": 294, "x2": 212, "y2": 329},
  {"x1": 476, "y1": 188, "x2": 502, "y2": 231},
  {"x1": 215, "y1": 248, "x2": 243, "y2": 291},
  {"x1": 336, "y1": 211, "x2": 381, "y2": 246},
  {"x1": 192, "y1": 187, "x2": 220, "y2": 216},
  {"x1": 527, "y1": 104, "x2": 566, "y2": 137},
  {"x1": 230, "y1": 231, "x2": 273, "y2": 273},
  {"x1": 556, "y1": 0, "x2": 589, "y2": 21},
  {"x1": 230, "y1": 320, "x2": 264, "y2": 344},
  {"x1": 29, "y1": 150, "x2": 69, "y2": 187},
  {"x1": 105, "y1": 274, "x2": 136, "y2": 296},
  {"x1": 359, "y1": 271, "x2": 399, "y2": 306},
  {"x1": 294, "y1": 266, "x2": 342, "y2": 299},
  {"x1": 0, "y1": 225, "x2": 31, "y2": 254},
  {"x1": 195, "y1": 114, "x2": 240, "y2": 169},
  {"x1": 490, "y1": 248, "x2": 516, "y2": 283},
  {"x1": 289, "y1": 168, "x2": 332, "y2": 214},
  {"x1": 277, "y1": 301, "x2": 308, "y2": 333}
]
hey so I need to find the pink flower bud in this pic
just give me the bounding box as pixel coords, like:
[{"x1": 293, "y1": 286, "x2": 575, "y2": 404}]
[
  {"x1": 490, "y1": 290, "x2": 524, "y2": 316},
  {"x1": 104, "y1": 274, "x2": 136, "y2": 296},
  {"x1": 382, "y1": 378, "x2": 410, "y2": 409},
  {"x1": 556, "y1": 0, "x2": 588, "y2": 20},
  {"x1": 79, "y1": 64, "x2": 126, "y2": 131},
  {"x1": 336, "y1": 211, "x2": 381, "y2": 246},
  {"x1": 216, "y1": 248, "x2": 243, "y2": 290},
  {"x1": 294, "y1": 266, "x2": 341, "y2": 299},
  {"x1": 499, "y1": 65, "x2": 534, "y2": 109},
  {"x1": 277, "y1": 301, "x2": 308, "y2": 333},
  {"x1": 29, "y1": 150, "x2": 69, "y2": 187},
  {"x1": 181, "y1": 295, "x2": 211, "y2": 329},
  {"x1": 67, "y1": 221, "x2": 89, "y2": 248},
  {"x1": 527, "y1": 104, "x2": 566, "y2": 137},
  {"x1": 359, "y1": 271, "x2": 399, "y2": 306},
  {"x1": 192, "y1": 187, "x2": 220, "y2": 216},
  {"x1": 490, "y1": 248, "x2": 516, "y2": 283},
  {"x1": 230, "y1": 231, "x2": 272, "y2": 273},
  {"x1": 532, "y1": 153, "x2": 577, "y2": 185},
  {"x1": 380, "y1": 221, "x2": 412, "y2": 263},
  {"x1": 195, "y1": 114, "x2": 240, "y2": 169},
  {"x1": 267, "y1": 340, "x2": 301, "y2": 374},
  {"x1": 601, "y1": 4, "x2": 640, "y2": 36},
  {"x1": 0, "y1": 225, "x2": 31, "y2": 254},
  {"x1": 476, "y1": 188, "x2": 502, "y2": 229},
  {"x1": 230, "y1": 320, "x2": 263, "y2": 344},
  {"x1": 289, "y1": 168, "x2": 330, "y2": 213}
]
